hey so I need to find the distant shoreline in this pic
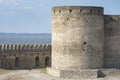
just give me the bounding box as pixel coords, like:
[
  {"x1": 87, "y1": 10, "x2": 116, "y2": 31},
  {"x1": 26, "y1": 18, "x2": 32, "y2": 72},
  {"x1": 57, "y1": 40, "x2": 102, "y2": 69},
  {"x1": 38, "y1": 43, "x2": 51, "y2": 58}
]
[{"x1": 0, "y1": 33, "x2": 51, "y2": 44}]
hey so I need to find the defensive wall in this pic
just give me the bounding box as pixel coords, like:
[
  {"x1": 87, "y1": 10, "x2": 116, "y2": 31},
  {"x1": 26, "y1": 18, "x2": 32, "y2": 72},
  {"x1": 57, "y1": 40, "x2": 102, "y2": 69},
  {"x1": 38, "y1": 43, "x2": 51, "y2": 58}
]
[
  {"x1": 1, "y1": 6, "x2": 120, "y2": 78},
  {"x1": 47, "y1": 6, "x2": 120, "y2": 78},
  {"x1": 0, "y1": 44, "x2": 51, "y2": 69},
  {"x1": 104, "y1": 15, "x2": 120, "y2": 68}
]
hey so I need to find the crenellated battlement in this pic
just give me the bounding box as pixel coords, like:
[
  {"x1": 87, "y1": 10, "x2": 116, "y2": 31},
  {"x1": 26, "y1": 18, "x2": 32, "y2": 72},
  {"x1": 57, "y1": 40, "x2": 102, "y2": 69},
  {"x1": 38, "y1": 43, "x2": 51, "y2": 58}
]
[
  {"x1": 0, "y1": 44, "x2": 51, "y2": 69},
  {"x1": 104, "y1": 15, "x2": 120, "y2": 24},
  {"x1": 0, "y1": 44, "x2": 51, "y2": 53},
  {"x1": 52, "y1": 6, "x2": 103, "y2": 15}
]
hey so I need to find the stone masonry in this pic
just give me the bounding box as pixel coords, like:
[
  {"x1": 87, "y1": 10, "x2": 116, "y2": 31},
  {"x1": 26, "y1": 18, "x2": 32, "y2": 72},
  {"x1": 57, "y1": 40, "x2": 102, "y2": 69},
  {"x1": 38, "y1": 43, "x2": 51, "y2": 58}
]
[
  {"x1": 0, "y1": 44, "x2": 51, "y2": 69},
  {"x1": 47, "y1": 6, "x2": 120, "y2": 78},
  {"x1": 1, "y1": 6, "x2": 120, "y2": 78}
]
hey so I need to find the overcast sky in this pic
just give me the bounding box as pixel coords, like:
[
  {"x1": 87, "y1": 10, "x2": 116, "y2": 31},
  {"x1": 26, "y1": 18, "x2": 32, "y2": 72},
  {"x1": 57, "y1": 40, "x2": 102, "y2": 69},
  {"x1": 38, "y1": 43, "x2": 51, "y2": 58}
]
[{"x1": 0, "y1": 0, "x2": 119, "y2": 33}]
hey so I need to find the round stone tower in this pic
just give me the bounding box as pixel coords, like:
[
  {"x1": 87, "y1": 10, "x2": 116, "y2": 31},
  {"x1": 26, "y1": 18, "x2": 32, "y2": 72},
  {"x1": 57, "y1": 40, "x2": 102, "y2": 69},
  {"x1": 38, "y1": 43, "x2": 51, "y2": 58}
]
[{"x1": 48, "y1": 6, "x2": 104, "y2": 78}]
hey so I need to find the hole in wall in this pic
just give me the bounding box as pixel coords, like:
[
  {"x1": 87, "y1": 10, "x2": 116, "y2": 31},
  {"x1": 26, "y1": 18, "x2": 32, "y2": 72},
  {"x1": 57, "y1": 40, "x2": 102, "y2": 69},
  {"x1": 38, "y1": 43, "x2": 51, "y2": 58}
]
[
  {"x1": 35, "y1": 56, "x2": 40, "y2": 67},
  {"x1": 83, "y1": 50, "x2": 86, "y2": 51},
  {"x1": 98, "y1": 10, "x2": 100, "y2": 14},
  {"x1": 45, "y1": 57, "x2": 50, "y2": 67},
  {"x1": 83, "y1": 42, "x2": 87, "y2": 45},
  {"x1": 110, "y1": 18, "x2": 112, "y2": 20},
  {"x1": 15, "y1": 57, "x2": 20, "y2": 68},
  {"x1": 69, "y1": 9, "x2": 72, "y2": 13},
  {"x1": 118, "y1": 18, "x2": 119, "y2": 20},
  {"x1": 67, "y1": 18, "x2": 69, "y2": 20},
  {"x1": 80, "y1": 9, "x2": 82, "y2": 12},
  {"x1": 53, "y1": 10, "x2": 55, "y2": 14},
  {"x1": 90, "y1": 9, "x2": 92, "y2": 13},
  {"x1": 59, "y1": 10, "x2": 61, "y2": 13}
]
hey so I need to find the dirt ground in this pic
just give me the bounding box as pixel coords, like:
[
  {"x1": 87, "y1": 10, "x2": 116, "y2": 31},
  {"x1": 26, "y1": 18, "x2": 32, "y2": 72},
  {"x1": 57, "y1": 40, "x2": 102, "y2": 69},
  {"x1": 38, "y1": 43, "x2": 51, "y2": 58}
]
[
  {"x1": 0, "y1": 69, "x2": 53, "y2": 80},
  {"x1": 0, "y1": 69, "x2": 120, "y2": 80}
]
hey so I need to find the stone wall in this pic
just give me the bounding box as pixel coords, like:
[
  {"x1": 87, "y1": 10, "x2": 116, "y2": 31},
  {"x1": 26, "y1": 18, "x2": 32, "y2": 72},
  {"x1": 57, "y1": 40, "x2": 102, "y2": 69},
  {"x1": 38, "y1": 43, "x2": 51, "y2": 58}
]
[
  {"x1": 0, "y1": 44, "x2": 51, "y2": 69},
  {"x1": 52, "y1": 6, "x2": 104, "y2": 70},
  {"x1": 104, "y1": 15, "x2": 120, "y2": 68}
]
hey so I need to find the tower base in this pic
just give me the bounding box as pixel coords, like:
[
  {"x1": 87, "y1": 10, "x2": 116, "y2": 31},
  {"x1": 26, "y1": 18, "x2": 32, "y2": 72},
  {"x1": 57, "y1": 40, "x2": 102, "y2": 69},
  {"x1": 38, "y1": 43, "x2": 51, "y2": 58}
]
[{"x1": 47, "y1": 67, "x2": 99, "y2": 78}]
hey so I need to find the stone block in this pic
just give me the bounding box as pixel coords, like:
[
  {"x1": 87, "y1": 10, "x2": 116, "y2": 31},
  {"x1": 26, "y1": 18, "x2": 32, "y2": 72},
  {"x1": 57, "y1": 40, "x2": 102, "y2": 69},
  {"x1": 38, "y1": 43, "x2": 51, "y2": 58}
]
[{"x1": 47, "y1": 67, "x2": 99, "y2": 78}]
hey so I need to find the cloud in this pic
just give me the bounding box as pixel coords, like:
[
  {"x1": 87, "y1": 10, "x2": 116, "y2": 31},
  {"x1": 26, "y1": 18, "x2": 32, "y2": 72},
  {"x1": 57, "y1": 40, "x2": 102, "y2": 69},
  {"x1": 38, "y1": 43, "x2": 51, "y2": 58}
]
[
  {"x1": 0, "y1": 0, "x2": 33, "y2": 10},
  {"x1": 0, "y1": 0, "x2": 22, "y2": 6}
]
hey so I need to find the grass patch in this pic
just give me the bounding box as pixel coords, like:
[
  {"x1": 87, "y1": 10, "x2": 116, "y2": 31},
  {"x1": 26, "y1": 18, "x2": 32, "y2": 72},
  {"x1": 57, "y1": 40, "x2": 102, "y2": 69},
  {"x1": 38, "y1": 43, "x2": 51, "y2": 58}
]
[{"x1": 0, "y1": 69, "x2": 15, "y2": 74}]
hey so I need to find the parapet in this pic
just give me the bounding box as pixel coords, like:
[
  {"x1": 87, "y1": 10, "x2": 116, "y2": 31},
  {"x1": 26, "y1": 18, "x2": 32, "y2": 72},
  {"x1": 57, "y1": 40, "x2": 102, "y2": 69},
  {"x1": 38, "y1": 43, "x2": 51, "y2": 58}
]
[
  {"x1": 104, "y1": 15, "x2": 120, "y2": 24},
  {"x1": 52, "y1": 6, "x2": 103, "y2": 15},
  {"x1": 0, "y1": 44, "x2": 51, "y2": 53}
]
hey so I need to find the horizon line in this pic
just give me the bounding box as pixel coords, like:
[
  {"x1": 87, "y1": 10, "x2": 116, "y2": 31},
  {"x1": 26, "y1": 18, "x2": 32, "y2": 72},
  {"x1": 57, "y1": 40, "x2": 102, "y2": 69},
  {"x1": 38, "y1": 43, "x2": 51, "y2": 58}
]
[{"x1": 0, "y1": 32, "x2": 51, "y2": 34}]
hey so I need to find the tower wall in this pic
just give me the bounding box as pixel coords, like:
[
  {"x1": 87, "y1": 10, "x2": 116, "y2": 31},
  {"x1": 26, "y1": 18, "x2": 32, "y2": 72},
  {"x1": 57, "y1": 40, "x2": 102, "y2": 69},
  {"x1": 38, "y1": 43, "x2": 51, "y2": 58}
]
[
  {"x1": 104, "y1": 15, "x2": 120, "y2": 68},
  {"x1": 52, "y1": 6, "x2": 104, "y2": 70}
]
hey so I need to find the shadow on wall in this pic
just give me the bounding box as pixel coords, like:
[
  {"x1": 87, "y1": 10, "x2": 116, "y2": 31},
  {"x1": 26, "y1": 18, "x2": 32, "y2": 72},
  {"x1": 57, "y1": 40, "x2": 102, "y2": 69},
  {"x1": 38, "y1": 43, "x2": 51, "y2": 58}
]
[
  {"x1": 45, "y1": 57, "x2": 50, "y2": 67},
  {"x1": 15, "y1": 57, "x2": 20, "y2": 68},
  {"x1": 35, "y1": 56, "x2": 40, "y2": 68}
]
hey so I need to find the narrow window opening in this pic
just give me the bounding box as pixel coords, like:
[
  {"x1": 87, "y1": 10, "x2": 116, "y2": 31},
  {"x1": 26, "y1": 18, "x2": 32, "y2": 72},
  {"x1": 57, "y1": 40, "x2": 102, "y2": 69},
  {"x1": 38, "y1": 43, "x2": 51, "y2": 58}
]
[
  {"x1": 118, "y1": 18, "x2": 119, "y2": 20},
  {"x1": 15, "y1": 57, "x2": 20, "y2": 68},
  {"x1": 45, "y1": 57, "x2": 50, "y2": 67},
  {"x1": 69, "y1": 9, "x2": 72, "y2": 13},
  {"x1": 98, "y1": 10, "x2": 100, "y2": 14},
  {"x1": 67, "y1": 18, "x2": 69, "y2": 20},
  {"x1": 110, "y1": 18, "x2": 112, "y2": 20},
  {"x1": 80, "y1": 9, "x2": 82, "y2": 12},
  {"x1": 59, "y1": 10, "x2": 61, "y2": 13},
  {"x1": 83, "y1": 42, "x2": 87, "y2": 45},
  {"x1": 83, "y1": 50, "x2": 86, "y2": 51},
  {"x1": 53, "y1": 10, "x2": 55, "y2": 14},
  {"x1": 90, "y1": 9, "x2": 92, "y2": 13},
  {"x1": 35, "y1": 56, "x2": 40, "y2": 67}
]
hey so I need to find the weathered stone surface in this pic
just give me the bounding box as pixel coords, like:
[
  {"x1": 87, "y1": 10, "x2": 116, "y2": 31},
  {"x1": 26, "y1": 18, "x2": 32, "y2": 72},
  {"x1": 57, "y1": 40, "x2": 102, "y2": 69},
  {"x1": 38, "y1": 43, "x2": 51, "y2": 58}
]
[
  {"x1": 0, "y1": 44, "x2": 51, "y2": 69},
  {"x1": 1, "y1": 6, "x2": 120, "y2": 79},
  {"x1": 48, "y1": 6, "x2": 120, "y2": 78},
  {"x1": 47, "y1": 67, "x2": 99, "y2": 78},
  {"x1": 104, "y1": 15, "x2": 120, "y2": 68},
  {"x1": 51, "y1": 6, "x2": 104, "y2": 70}
]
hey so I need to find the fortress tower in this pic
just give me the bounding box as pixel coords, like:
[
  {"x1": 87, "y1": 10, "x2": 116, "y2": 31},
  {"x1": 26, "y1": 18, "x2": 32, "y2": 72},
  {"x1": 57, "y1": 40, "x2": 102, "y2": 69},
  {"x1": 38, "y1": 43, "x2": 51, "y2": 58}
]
[
  {"x1": 47, "y1": 6, "x2": 104, "y2": 78},
  {"x1": 1, "y1": 6, "x2": 120, "y2": 78}
]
